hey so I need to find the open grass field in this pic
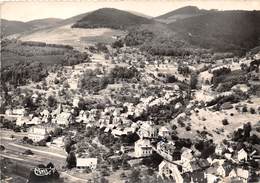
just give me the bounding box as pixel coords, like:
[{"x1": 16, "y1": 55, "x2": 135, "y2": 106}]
[{"x1": 20, "y1": 24, "x2": 126, "y2": 50}]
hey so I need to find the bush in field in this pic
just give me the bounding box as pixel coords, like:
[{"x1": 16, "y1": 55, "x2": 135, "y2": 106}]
[{"x1": 222, "y1": 119, "x2": 229, "y2": 125}]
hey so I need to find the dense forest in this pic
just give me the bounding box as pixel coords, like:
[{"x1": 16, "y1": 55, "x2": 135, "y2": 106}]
[
  {"x1": 169, "y1": 11, "x2": 260, "y2": 55},
  {"x1": 72, "y1": 8, "x2": 154, "y2": 30}
]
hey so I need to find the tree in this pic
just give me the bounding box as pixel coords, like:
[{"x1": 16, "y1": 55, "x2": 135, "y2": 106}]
[
  {"x1": 129, "y1": 169, "x2": 141, "y2": 183},
  {"x1": 66, "y1": 152, "x2": 76, "y2": 169},
  {"x1": 243, "y1": 122, "x2": 252, "y2": 138},
  {"x1": 64, "y1": 136, "x2": 73, "y2": 154},
  {"x1": 47, "y1": 96, "x2": 57, "y2": 108},
  {"x1": 53, "y1": 127, "x2": 63, "y2": 137},
  {"x1": 222, "y1": 119, "x2": 229, "y2": 125},
  {"x1": 190, "y1": 73, "x2": 198, "y2": 89}
]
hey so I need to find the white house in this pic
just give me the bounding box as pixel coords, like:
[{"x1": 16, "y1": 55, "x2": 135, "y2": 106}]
[
  {"x1": 76, "y1": 158, "x2": 97, "y2": 170},
  {"x1": 51, "y1": 136, "x2": 64, "y2": 148},
  {"x1": 216, "y1": 162, "x2": 233, "y2": 177},
  {"x1": 159, "y1": 160, "x2": 183, "y2": 183},
  {"x1": 28, "y1": 126, "x2": 49, "y2": 142},
  {"x1": 215, "y1": 144, "x2": 226, "y2": 156},
  {"x1": 16, "y1": 116, "x2": 30, "y2": 126},
  {"x1": 237, "y1": 148, "x2": 248, "y2": 162},
  {"x1": 236, "y1": 168, "x2": 249, "y2": 182},
  {"x1": 158, "y1": 126, "x2": 170, "y2": 138},
  {"x1": 181, "y1": 148, "x2": 193, "y2": 163},
  {"x1": 134, "y1": 139, "x2": 153, "y2": 157},
  {"x1": 28, "y1": 117, "x2": 42, "y2": 125},
  {"x1": 55, "y1": 112, "x2": 72, "y2": 126},
  {"x1": 138, "y1": 121, "x2": 157, "y2": 138},
  {"x1": 5, "y1": 109, "x2": 13, "y2": 115},
  {"x1": 13, "y1": 108, "x2": 27, "y2": 116}
]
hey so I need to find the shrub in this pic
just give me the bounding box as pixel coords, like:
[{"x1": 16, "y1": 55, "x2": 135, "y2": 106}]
[
  {"x1": 222, "y1": 119, "x2": 229, "y2": 125},
  {"x1": 250, "y1": 107, "x2": 256, "y2": 114},
  {"x1": 185, "y1": 126, "x2": 191, "y2": 131},
  {"x1": 23, "y1": 149, "x2": 34, "y2": 155}
]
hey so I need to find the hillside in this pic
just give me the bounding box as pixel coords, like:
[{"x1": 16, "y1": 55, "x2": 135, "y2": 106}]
[
  {"x1": 1, "y1": 19, "x2": 34, "y2": 36},
  {"x1": 169, "y1": 10, "x2": 260, "y2": 54},
  {"x1": 26, "y1": 18, "x2": 63, "y2": 29},
  {"x1": 1, "y1": 18, "x2": 63, "y2": 37},
  {"x1": 72, "y1": 8, "x2": 154, "y2": 29},
  {"x1": 155, "y1": 6, "x2": 209, "y2": 23}
]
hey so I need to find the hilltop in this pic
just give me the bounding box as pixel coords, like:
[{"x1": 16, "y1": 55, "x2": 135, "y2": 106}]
[
  {"x1": 155, "y1": 6, "x2": 209, "y2": 23},
  {"x1": 72, "y1": 8, "x2": 154, "y2": 29},
  {"x1": 1, "y1": 19, "x2": 33, "y2": 36},
  {"x1": 26, "y1": 18, "x2": 63, "y2": 29},
  {"x1": 1, "y1": 18, "x2": 63, "y2": 37}
]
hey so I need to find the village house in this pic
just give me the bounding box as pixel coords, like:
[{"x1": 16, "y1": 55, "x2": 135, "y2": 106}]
[
  {"x1": 16, "y1": 116, "x2": 30, "y2": 126},
  {"x1": 215, "y1": 144, "x2": 226, "y2": 156},
  {"x1": 137, "y1": 121, "x2": 158, "y2": 139},
  {"x1": 5, "y1": 109, "x2": 13, "y2": 115},
  {"x1": 236, "y1": 168, "x2": 249, "y2": 183},
  {"x1": 182, "y1": 159, "x2": 210, "y2": 173},
  {"x1": 216, "y1": 161, "x2": 234, "y2": 177},
  {"x1": 76, "y1": 158, "x2": 98, "y2": 171},
  {"x1": 158, "y1": 126, "x2": 171, "y2": 138},
  {"x1": 159, "y1": 160, "x2": 183, "y2": 183},
  {"x1": 31, "y1": 93, "x2": 39, "y2": 103},
  {"x1": 134, "y1": 139, "x2": 153, "y2": 157},
  {"x1": 157, "y1": 141, "x2": 176, "y2": 161},
  {"x1": 40, "y1": 109, "x2": 50, "y2": 123},
  {"x1": 13, "y1": 108, "x2": 27, "y2": 116},
  {"x1": 28, "y1": 126, "x2": 50, "y2": 142},
  {"x1": 55, "y1": 112, "x2": 73, "y2": 126},
  {"x1": 28, "y1": 117, "x2": 42, "y2": 125},
  {"x1": 237, "y1": 148, "x2": 248, "y2": 162},
  {"x1": 50, "y1": 136, "x2": 64, "y2": 148},
  {"x1": 180, "y1": 148, "x2": 193, "y2": 163}
]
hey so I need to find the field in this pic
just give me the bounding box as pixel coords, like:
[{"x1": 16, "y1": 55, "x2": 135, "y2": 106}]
[{"x1": 19, "y1": 24, "x2": 126, "y2": 50}]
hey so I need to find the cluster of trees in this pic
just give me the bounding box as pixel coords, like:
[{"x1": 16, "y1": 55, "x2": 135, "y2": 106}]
[
  {"x1": 232, "y1": 122, "x2": 260, "y2": 145},
  {"x1": 2, "y1": 40, "x2": 89, "y2": 86},
  {"x1": 207, "y1": 93, "x2": 247, "y2": 108},
  {"x1": 21, "y1": 41, "x2": 73, "y2": 50},
  {"x1": 177, "y1": 65, "x2": 191, "y2": 76},
  {"x1": 124, "y1": 29, "x2": 154, "y2": 46},
  {"x1": 110, "y1": 66, "x2": 139, "y2": 80},
  {"x1": 112, "y1": 39, "x2": 124, "y2": 48},
  {"x1": 78, "y1": 73, "x2": 112, "y2": 93},
  {"x1": 1, "y1": 62, "x2": 49, "y2": 86}
]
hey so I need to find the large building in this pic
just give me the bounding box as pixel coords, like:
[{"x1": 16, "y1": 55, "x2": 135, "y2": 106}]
[
  {"x1": 134, "y1": 139, "x2": 153, "y2": 157},
  {"x1": 138, "y1": 121, "x2": 157, "y2": 138},
  {"x1": 28, "y1": 126, "x2": 49, "y2": 142}
]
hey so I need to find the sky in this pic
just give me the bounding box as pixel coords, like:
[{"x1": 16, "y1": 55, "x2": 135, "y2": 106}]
[{"x1": 1, "y1": 0, "x2": 260, "y2": 22}]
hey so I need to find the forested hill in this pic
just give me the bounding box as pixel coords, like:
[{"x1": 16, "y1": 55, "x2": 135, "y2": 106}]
[
  {"x1": 169, "y1": 10, "x2": 260, "y2": 54},
  {"x1": 72, "y1": 8, "x2": 154, "y2": 29}
]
